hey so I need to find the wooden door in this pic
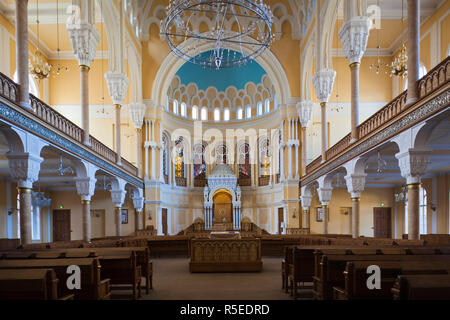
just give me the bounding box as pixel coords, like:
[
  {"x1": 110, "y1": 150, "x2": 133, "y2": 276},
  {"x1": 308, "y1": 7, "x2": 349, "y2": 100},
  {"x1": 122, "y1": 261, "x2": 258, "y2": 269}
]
[
  {"x1": 53, "y1": 210, "x2": 71, "y2": 241},
  {"x1": 162, "y1": 208, "x2": 168, "y2": 235},
  {"x1": 278, "y1": 208, "x2": 284, "y2": 234},
  {"x1": 373, "y1": 207, "x2": 392, "y2": 238}
]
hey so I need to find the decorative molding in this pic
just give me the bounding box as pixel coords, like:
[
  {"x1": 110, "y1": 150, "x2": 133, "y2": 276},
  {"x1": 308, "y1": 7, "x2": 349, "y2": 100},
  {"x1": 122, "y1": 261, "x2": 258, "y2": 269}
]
[
  {"x1": 312, "y1": 69, "x2": 336, "y2": 103},
  {"x1": 297, "y1": 100, "x2": 313, "y2": 128},
  {"x1": 344, "y1": 173, "x2": 367, "y2": 198},
  {"x1": 301, "y1": 89, "x2": 450, "y2": 187},
  {"x1": 75, "y1": 177, "x2": 97, "y2": 200},
  {"x1": 339, "y1": 17, "x2": 371, "y2": 64},
  {"x1": 395, "y1": 150, "x2": 431, "y2": 184},
  {"x1": 66, "y1": 22, "x2": 100, "y2": 67},
  {"x1": 105, "y1": 72, "x2": 129, "y2": 106},
  {"x1": 6, "y1": 152, "x2": 43, "y2": 188},
  {"x1": 0, "y1": 100, "x2": 143, "y2": 188},
  {"x1": 129, "y1": 103, "x2": 146, "y2": 129}
]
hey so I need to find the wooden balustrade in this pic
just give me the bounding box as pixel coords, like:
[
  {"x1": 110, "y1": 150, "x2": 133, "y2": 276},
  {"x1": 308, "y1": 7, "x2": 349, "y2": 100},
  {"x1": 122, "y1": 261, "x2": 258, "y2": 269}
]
[
  {"x1": 305, "y1": 156, "x2": 322, "y2": 175},
  {"x1": 304, "y1": 56, "x2": 450, "y2": 179},
  {"x1": 194, "y1": 179, "x2": 207, "y2": 187},
  {"x1": 0, "y1": 72, "x2": 141, "y2": 180},
  {"x1": 175, "y1": 177, "x2": 187, "y2": 187},
  {"x1": 30, "y1": 94, "x2": 84, "y2": 143},
  {"x1": 238, "y1": 177, "x2": 251, "y2": 187},
  {"x1": 88, "y1": 136, "x2": 117, "y2": 163},
  {"x1": 0, "y1": 72, "x2": 18, "y2": 103},
  {"x1": 258, "y1": 175, "x2": 270, "y2": 186},
  {"x1": 121, "y1": 158, "x2": 138, "y2": 177}
]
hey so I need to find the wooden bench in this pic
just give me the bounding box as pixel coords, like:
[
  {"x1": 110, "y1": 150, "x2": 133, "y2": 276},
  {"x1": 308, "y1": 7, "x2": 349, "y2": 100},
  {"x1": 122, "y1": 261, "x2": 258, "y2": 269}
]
[
  {"x1": 391, "y1": 274, "x2": 450, "y2": 300},
  {"x1": 0, "y1": 258, "x2": 110, "y2": 300},
  {"x1": 282, "y1": 246, "x2": 293, "y2": 292},
  {"x1": 0, "y1": 268, "x2": 74, "y2": 300},
  {"x1": 334, "y1": 260, "x2": 450, "y2": 300},
  {"x1": 314, "y1": 254, "x2": 450, "y2": 300}
]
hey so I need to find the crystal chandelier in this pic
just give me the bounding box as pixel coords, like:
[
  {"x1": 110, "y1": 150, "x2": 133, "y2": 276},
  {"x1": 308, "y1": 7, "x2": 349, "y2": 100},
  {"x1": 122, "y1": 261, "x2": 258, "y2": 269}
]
[
  {"x1": 29, "y1": 0, "x2": 51, "y2": 81},
  {"x1": 386, "y1": 42, "x2": 408, "y2": 79},
  {"x1": 162, "y1": 0, "x2": 275, "y2": 69}
]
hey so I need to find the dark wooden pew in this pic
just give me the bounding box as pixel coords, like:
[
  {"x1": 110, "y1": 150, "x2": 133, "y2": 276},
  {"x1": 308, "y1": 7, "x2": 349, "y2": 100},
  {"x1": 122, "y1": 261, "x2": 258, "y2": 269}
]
[
  {"x1": 0, "y1": 258, "x2": 110, "y2": 300},
  {"x1": 313, "y1": 254, "x2": 450, "y2": 300},
  {"x1": 391, "y1": 274, "x2": 450, "y2": 300},
  {"x1": 0, "y1": 268, "x2": 74, "y2": 300},
  {"x1": 334, "y1": 261, "x2": 450, "y2": 300},
  {"x1": 282, "y1": 246, "x2": 293, "y2": 292}
]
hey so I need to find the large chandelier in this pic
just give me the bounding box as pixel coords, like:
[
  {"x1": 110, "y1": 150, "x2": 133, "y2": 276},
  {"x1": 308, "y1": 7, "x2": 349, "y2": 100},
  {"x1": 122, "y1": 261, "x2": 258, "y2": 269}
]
[{"x1": 162, "y1": 0, "x2": 275, "y2": 69}]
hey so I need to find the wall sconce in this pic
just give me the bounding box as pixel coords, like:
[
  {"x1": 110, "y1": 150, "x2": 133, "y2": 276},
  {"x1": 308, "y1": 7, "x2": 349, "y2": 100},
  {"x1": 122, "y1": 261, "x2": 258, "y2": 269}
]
[
  {"x1": 148, "y1": 210, "x2": 152, "y2": 220},
  {"x1": 292, "y1": 208, "x2": 297, "y2": 219}
]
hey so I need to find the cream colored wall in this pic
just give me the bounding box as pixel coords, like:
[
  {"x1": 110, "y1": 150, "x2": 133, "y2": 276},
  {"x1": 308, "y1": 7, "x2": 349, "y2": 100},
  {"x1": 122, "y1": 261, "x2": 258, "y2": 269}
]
[
  {"x1": 309, "y1": 187, "x2": 395, "y2": 237},
  {"x1": 48, "y1": 190, "x2": 136, "y2": 241}
]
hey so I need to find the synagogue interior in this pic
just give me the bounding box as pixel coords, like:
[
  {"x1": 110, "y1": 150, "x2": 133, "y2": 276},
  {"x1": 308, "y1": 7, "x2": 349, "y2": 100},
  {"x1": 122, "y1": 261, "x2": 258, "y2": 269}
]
[{"x1": 0, "y1": 0, "x2": 449, "y2": 302}]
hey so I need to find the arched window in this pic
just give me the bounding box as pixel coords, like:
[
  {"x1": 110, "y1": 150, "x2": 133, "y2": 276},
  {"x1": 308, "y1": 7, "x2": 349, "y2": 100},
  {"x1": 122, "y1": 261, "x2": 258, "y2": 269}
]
[
  {"x1": 174, "y1": 137, "x2": 184, "y2": 178},
  {"x1": 193, "y1": 144, "x2": 206, "y2": 184},
  {"x1": 180, "y1": 102, "x2": 187, "y2": 117},
  {"x1": 245, "y1": 106, "x2": 252, "y2": 119},
  {"x1": 403, "y1": 63, "x2": 427, "y2": 91},
  {"x1": 173, "y1": 100, "x2": 179, "y2": 114},
  {"x1": 216, "y1": 144, "x2": 227, "y2": 165},
  {"x1": 237, "y1": 107, "x2": 243, "y2": 120},
  {"x1": 214, "y1": 108, "x2": 220, "y2": 121},
  {"x1": 162, "y1": 134, "x2": 170, "y2": 184},
  {"x1": 192, "y1": 106, "x2": 198, "y2": 120},
  {"x1": 201, "y1": 107, "x2": 208, "y2": 121},
  {"x1": 257, "y1": 102, "x2": 263, "y2": 116},
  {"x1": 259, "y1": 138, "x2": 271, "y2": 177},
  {"x1": 265, "y1": 99, "x2": 270, "y2": 113},
  {"x1": 238, "y1": 143, "x2": 251, "y2": 182},
  {"x1": 404, "y1": 186, "x2": 427, "y2": 234},
  {"x1": 13, "y1": 71, "x2": 39, "y2": 98},
  {"x1": 223, "y1": 108, "x2": 230, "y2": 121}
]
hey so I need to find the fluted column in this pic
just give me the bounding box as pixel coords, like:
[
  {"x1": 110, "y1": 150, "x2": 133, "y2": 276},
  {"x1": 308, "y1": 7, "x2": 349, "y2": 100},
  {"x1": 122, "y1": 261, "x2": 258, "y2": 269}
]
[
  {"x1": 136, "y1": 128, "x2": 142, "y2": 177},
  {"x1": 15, "y1": 0, "x2": 30, "y2": 108},
  {"x1": 110, "y1": 182, "x2": 127, "y2": 237},
  {"x1": 407, "y1": 0, "x2": 420, "y2": 105},
  {"x1": 318, "y1": 181, "x2": 333, "y2": 235},
  {"x1": 297, "y1": 101, "x2": 313, "y2": 176},
  {"x1": 105, "y1": 72, "x2": 129, "y2": 165},
  {"x1": 294, "y1": 142, "x2": 299, "y2": 179},
  {"x1": 67, "y1": 2, "x2": 100, "y2": 146},
  {"x1": 288, "y1": 142, "x2": 293, "y2": 179},
  {"x1": 345, "y1": 173, "x2": 366, "y2": 238},
  {"x1": 75, "y1": 176, "x2": 96, "y2": 242},
  {"x1": 320, "y1": 103, "x2": 327, "y2": 161},
  {"x1": 396, "y1": 149, "x2": 430, "y2": 240},
  {"x1": 313, "y1": 70, "x2": 336, "y2": 163},
  {"x1": 18, "y1": 187, "x2": 32, "y2": 244},
  {"x1": 8, "y1": 152, "x2": 43, "y2": 245},
  {"x1": 339, "y1": 16, "x2": 371, "y2": 143}
]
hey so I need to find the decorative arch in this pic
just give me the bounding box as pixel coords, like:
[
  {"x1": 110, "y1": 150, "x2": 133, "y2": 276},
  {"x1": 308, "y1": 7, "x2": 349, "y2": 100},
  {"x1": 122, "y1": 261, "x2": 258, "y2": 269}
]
[{"x1": 152, "y1": 36, "x2": 291, "y2": 108}]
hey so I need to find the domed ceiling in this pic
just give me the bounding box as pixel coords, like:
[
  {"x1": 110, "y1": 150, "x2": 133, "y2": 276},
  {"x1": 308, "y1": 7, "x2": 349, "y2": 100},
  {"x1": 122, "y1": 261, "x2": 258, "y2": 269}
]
[{"x1": 175, "y1": 50, "x2": 267, "y2": 92}]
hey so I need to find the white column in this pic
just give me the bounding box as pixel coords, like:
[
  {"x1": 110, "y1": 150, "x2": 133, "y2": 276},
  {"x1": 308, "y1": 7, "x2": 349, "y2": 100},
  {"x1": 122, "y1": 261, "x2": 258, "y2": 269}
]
[
  {"x1": 298, "y1": 100, "x2": 313, "y2": 174},
  {"x1": 67, "y1": 1, "x2": 100, "y2": 145},
  {"x1": 15, "y1": 0, "x2": 30, "y2": 108},
  {"x1": 75, "y1": 176, "x2": 96, "y2": 242},
  {"x1": 110, "y1": 180, "x2": 127, "y2": 236},
  {"x1": 295, "y1": 143, "x2": 299, "y2": 179},
  {"x1": 288, "y1": 143, "x2": 292, "y2": 179},
  {"x1": 345, "y1": 174, "x2": 366, "y2": 238},
  {"x1": 151, "y1": 145, "x2": 157, "y2": 180}
]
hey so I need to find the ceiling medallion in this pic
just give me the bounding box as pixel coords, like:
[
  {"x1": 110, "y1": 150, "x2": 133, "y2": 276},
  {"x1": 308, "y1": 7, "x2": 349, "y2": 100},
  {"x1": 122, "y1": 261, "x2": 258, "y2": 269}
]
[{"x1": 162, "y1": 0, "x2": 275, "y2": 69}]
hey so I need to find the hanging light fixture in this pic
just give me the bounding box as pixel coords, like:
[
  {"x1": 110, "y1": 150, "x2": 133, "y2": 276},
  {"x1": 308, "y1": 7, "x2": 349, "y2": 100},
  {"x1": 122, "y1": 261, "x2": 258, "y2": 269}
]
[
  {"x1": 376, "y1": 150, "x2": 387, "y2": 173},
  {"x1": 57, "y1": 154, "x2": 74, "y2": 176},
  {"x1": 162, "y1": 0, "x2": 275, "y2": 69},
  {"x1": 52, "y1": 0, "x2": 69, "y2": 77},
  {"x1": 29, "y1": 0, "x2": 51, "y2": 81},
  {"x1": 385, "y1": 0, "x2": 408, "y2": 79},
  {"x1": 369, "y1": 0, "x2": 387, "y2": 75}
]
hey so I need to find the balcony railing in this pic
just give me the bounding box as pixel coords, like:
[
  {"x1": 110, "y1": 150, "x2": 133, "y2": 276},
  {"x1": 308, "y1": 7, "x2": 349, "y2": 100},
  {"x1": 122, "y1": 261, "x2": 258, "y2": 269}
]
[
  {"x1": 304, "y1": 56, "x2": 450, "y2": 181},
  {"x1": 0, "y1": 72, "x2": 140, "y2": 180},
  {"x1": 238, "y1": 177, "x2": 251, "y2": 187}
]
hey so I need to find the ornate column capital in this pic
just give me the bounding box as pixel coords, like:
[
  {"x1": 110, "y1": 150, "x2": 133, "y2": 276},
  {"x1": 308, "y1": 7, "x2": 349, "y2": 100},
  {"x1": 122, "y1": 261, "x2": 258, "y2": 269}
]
[
  {"x1": 66, "y1": 22, "x2": 100, "y2": 67},
  {"x1": 297, "y1": 100, "x2": 314, "y2": 128},
  {"x1": 318, "y1": 187, "x2": 333, "y2": 206},
  {"x1": 75, "y1": 177, "x2": 97, "y2": 201},
  {"x1": 133, "y1": 196, "x2": 145, "y2": 212},
  {"x1": 300, "y1": 194, "x2": 312, "y2": 209},
  {"x1": 313, "y1": 69, "x2": 336, "y2": 103},
  {"x1": 110, "y1": 189, "x2": 126, "y2": 207},
  {"x1": 345, "y1": 173, "x2": 367, "y2": 198},
  {"x1": 395, "y1": 149, "x2": 431, "y2": 184},
  {"x1": 338, "y1": 17, "x2": 371, "y2": 65},
  {"x1": 129, "y1": 103, "x2": 147, "y2": 129},
  {"x1": 105, "y1": 72, "x2": 129, "y2": 105},
  {"x1": 7, "y1": 152, "x2": 43, "y2": 189}
]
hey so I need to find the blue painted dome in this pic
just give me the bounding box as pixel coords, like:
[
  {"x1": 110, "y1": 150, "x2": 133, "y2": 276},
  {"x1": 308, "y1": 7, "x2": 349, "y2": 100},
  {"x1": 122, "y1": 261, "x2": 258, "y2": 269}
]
[{"x1": 175, "y1": 50, "x2": 267, "y2": 91}]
